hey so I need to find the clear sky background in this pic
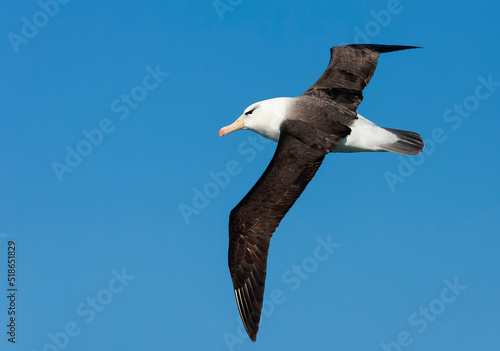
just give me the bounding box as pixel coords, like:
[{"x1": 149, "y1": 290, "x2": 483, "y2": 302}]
[{"x1": 1, "y1": 1, "x2": 499, "y2": 350}]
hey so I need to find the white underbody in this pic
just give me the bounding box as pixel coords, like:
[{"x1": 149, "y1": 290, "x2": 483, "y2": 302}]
[
  {"x1": 242, "y1": 97, "x2": 398, "y2": 153},
  {"x1": 334, "y1": 114, "x2": 398, "y2": 153}
]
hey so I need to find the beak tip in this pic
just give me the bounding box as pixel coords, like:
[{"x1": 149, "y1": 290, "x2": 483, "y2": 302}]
[{"x1": 219, "y1": 116, "x2": 244, "y2": 138}]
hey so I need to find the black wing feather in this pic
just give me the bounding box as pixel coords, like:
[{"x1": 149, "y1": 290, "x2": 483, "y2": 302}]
[
  {"x1": 228, "y1": 128, "x2": 327, "y2": 341},
  {"x1": 303, "y1": 44, "x2": 419, "y2": 110}
]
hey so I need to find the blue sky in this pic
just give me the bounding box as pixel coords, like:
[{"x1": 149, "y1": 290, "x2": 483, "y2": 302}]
[{"x1": 1, "y1": 0, "x2": 499, "y2": 350}]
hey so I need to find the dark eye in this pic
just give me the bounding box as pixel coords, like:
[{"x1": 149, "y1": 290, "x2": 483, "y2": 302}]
[{"x1": 245, "y1": 109, "x2": 255, "y2": 116}]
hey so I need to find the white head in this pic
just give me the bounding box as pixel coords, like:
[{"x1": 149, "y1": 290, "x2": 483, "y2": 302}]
[{"x1": 219, "y1": 97, "x2": 292, "y2": 142}]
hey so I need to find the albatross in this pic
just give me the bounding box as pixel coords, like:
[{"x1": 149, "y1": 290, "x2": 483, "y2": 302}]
[{"x1": 218, "y1": 44, "x2": 424, "y2": 341}]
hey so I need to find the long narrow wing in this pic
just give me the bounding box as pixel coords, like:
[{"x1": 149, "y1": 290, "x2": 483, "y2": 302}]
[
  {"x1": 303, "y1": 44, "x2": 419, "y2": 111},
  {"x1": 228, "y1": 129, "x2": 327, "y2": 341}
]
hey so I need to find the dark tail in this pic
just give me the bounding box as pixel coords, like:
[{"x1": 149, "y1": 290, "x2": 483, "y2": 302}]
[{"x1": 379, "y1": 128, "x2": 424, "y2": 156}]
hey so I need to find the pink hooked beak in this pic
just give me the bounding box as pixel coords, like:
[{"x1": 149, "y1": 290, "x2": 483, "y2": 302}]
[{"x1": 219, "y1": 116, "x2": 244, "y2": 137}]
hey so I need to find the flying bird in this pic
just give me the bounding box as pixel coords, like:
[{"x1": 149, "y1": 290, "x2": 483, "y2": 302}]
[{"x1": 219, "y1": 44, "x2": 424, "y2": 341}]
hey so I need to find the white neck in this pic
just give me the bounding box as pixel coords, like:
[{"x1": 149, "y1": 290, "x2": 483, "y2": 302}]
[{"x1": 244, "y1": 97, "x2": 293, "y2": 142}]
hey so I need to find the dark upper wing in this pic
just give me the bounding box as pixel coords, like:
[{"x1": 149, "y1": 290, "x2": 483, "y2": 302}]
[
  {"x1": 228, "y1": 128, "x2": 327, "y2": 341},
  {"x1": 303, "y1": 44, "x2": 419, "y2": 111}
]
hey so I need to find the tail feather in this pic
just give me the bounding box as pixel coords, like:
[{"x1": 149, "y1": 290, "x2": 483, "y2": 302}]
[{"x1": 379, "y1": 128, "x2": 424, "y2": 156}]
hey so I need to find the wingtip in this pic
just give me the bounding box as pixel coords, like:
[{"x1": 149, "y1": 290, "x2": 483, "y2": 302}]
[
  {"x1": 234, "y1": 287, "x2": 261, "y2": 342},
  {"x1": 374, "y1": 44, "x2": 423, "y2": 52},
  {"x1": 344, "y1": 44, "x2": 423, "y2": 53}
]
